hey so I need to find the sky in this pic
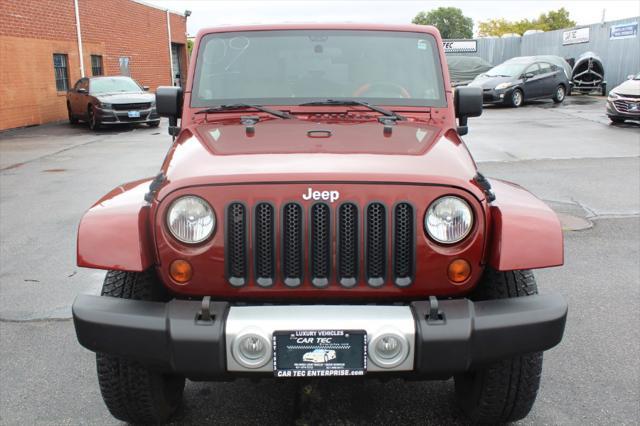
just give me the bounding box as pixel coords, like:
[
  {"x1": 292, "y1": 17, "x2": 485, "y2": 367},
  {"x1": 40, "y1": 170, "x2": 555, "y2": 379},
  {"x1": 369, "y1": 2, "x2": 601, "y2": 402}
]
[{"x1": 143, "y1": 0, "x2": 640, "y2": 36}]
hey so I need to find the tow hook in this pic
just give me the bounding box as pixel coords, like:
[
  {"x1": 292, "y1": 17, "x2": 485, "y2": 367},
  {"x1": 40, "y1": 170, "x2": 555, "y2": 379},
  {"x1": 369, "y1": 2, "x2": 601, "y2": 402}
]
[
  {"x1": 196, "y1": 296, "x2": 215, "y2": 325},
  {"x1": 426, "y1": 296, "x2": 445, "y2": 324}
]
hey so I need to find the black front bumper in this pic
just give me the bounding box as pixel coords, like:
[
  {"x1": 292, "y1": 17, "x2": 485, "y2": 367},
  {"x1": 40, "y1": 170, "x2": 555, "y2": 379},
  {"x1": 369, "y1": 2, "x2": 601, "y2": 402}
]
[{"x1": 73, "y1": 293, "x2": 567, "y2": 380}]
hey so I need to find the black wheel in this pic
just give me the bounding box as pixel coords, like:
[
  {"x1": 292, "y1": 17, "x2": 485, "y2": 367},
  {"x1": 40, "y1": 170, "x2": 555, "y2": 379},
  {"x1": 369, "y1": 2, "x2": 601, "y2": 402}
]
[
  {"x1": 507, "y1": 89, "x2": 523, "y2": 108},
  {"x1": 552, "y1": 85, "x2": 566, "y2": 103},
  {"x1": 454, "y1": 269, "x2": 543, "y2": 423},
  {"x1": 148, "y1": 120, "x2": 161, "y2": 128},
  {"x1": 96, "y1": 270, "x2": 184, "y2": 424},
  {"x1": 88, "y1": 105, "x2": 100, "y2": 130},
  {"x1": 67, "y1": 102, "x2": 78, "y2": 124},
  {"x1": 609, "y1": 116, "x2": 625, "y2": 124}
]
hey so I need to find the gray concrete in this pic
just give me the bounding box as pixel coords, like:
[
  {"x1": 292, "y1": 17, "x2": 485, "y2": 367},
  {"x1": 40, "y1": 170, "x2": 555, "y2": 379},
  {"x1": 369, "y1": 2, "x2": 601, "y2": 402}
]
[{"x1": 0, "y1": 95, "x2": 638, "y2": 424}]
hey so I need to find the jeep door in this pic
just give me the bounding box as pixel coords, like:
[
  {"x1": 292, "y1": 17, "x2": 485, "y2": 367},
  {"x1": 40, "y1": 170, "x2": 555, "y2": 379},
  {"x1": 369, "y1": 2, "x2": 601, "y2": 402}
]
[{"x1": 70, "y1": 78, "x2": 90, "y2": 117}]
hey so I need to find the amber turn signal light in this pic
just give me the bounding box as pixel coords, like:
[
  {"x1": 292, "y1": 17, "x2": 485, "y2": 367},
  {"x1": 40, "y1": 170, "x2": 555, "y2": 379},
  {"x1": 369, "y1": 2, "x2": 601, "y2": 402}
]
[
  {"x1": 170, "y1": 259, "x2": 193, "y2": 284},
  {"x1": 448, "y1": 259, "x2": 471, "y2": 284}
]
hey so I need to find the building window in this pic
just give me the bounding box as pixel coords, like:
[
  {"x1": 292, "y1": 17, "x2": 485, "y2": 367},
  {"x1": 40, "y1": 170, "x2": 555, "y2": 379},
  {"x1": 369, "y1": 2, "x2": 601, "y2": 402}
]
[
  {"x1": 119, "y1": 57, "x2": 130, "y2": 76},
  {"x1": 91, "y1": 55, "x2": 103, "y2": 76},
  {"x1": 53, "y1": 54, "x2": 69, "y2": 91}
]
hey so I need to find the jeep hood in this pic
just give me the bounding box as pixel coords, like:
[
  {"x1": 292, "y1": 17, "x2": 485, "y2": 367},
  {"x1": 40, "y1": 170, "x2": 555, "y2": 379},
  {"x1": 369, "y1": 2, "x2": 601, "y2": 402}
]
[{"x1": 157, "y1": 119, "x2": 481, "y2": 200}]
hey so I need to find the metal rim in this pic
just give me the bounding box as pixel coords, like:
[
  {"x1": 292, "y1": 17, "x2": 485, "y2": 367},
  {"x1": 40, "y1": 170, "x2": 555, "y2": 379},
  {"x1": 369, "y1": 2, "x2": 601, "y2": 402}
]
[
  {"x1": 556, "y1": 86, "x2": 565, "y2": 101},
  {"x1": 513, "y1": 90, "x2": 523, "y2": 106}
]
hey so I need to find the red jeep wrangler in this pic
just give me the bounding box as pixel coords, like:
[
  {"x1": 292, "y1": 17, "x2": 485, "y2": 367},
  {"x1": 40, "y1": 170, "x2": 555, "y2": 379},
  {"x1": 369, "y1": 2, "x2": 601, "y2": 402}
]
[{"x1": 73, "y1": 24, "x2": 567, "y2": 424}]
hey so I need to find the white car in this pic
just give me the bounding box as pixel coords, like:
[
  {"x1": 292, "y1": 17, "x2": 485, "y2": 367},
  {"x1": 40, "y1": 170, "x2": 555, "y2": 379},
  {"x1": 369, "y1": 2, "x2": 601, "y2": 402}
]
[
  {"x1": 606, "y1": 72, "x2": 640, "y2": 123},
  {"x1": 302, "y1": 349, "x2": 337, "y2": 363}
]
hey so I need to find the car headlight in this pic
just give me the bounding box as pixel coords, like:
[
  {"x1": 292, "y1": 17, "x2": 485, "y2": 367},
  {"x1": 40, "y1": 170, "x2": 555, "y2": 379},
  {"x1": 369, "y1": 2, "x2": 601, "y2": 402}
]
[
  {"x1": 608, "y1": 92, "x2": 619, "y2": 100},
  {"x1": 425, "y1": 196, "x2": 473, "y2": 244},
  {"x1": 150, "y1": 100, "x2": 156, "y2": 107},
  {"x1": 100, "y1": 102, "x2": 112, "y2": 109},
  {"x1": 495, "y1": 82, "x2": 513, "y2": 90},
  {"x1": 167, "y1": 196, "x2": 215, "y2": 244}
]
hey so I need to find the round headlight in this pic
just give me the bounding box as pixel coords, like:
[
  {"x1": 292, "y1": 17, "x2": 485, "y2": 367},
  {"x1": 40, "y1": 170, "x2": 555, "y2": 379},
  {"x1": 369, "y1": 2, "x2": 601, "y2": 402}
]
[
  {"x1": 425, "y1": 196, "x2": 473, "y2": 244},
  {"x1": 167, "y1": 196, "x2": 215, "y2": 244}
]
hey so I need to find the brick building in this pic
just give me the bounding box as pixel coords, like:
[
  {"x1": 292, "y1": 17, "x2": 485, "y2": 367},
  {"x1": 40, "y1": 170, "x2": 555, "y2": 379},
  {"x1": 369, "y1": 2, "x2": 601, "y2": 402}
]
[{"x1": 0, "y1": 0, "x2": 188, "y2": 130}]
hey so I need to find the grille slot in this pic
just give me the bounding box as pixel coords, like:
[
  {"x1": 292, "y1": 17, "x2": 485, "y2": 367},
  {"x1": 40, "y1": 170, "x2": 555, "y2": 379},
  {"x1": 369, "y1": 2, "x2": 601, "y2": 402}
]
[
  {"x1": 254, "y1": 203, "x2": 275, "y2": 287},
  {"x1": 366, "y1": 203, "x2": 387, "y2": 287},
  {"x1": 337, "y1": 203, "x2": 359, "y2": 287},
  {"x1": 310, "y1": 203, "x2": 331, "y2": 287},
  {"x1": 282, "y1": 203, "x2": 304, "y2": 287},
  {"x1": 393, "y1": 203, "x2": 414, "y2": 287},
  {"x1": 112, "y1": 102, "x2": 151, "y2": 110},
  {"x1": 226, "y1": 203, "x2": 247, "y2": 287}
]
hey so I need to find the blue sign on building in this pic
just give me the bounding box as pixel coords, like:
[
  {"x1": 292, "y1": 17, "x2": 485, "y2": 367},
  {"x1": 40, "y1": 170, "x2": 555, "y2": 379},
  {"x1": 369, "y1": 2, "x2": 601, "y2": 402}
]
[{"x1": 609, "y1": 22, "x2": 638, "y2": 39}]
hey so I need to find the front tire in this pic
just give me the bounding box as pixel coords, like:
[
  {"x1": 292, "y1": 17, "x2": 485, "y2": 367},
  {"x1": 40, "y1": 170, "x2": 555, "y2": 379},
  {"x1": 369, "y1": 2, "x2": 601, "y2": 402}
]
[
  {"x1": 148, "y1": 120, "x2": 161, "y2": 128},
  {"x1": 552, "y1": 85, "x2": 566, "y2": 103},
  {"x1": 96, "y1": 270, "x2": 184, "y2": 424},
  {"x1": 88, "y1": 105, "x2": 100, "y2": 131},
  {"x1": 507, "y1": 89, "x2": 524, "y2": 108},
  {"x1": 609, "y1": 116, "x2": 625, "y2": 124},
  {"x1": 454, "y1": 269, "x2": 543, "y2": 423}
]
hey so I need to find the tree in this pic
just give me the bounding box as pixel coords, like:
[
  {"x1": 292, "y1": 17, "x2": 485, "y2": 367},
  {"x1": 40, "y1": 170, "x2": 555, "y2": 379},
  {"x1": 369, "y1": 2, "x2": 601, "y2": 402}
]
[
  {"x1": 538, "y1": 8, "x2": 576, "y2": 31},
  {"x1": 478, "y1": 8, "x2": 576, "y2": 36},
  {"x1": 412, "y1": 7, "x2": 473, "y2": 39}
]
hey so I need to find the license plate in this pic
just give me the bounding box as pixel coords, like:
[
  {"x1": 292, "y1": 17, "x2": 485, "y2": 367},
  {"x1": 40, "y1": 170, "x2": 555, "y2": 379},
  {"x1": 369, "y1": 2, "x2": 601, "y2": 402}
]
[
  {"x1": 127, "y1": 110, "x2": 141, "y2": 118},
  {"x1": 273, "y1": 330, "x2": 367, "y2": 378}
]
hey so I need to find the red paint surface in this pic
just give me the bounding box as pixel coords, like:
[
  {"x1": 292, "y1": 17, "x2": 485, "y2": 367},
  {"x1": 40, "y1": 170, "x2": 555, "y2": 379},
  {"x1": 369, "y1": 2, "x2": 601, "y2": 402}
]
[
  {"x1": 77, "y1": 179, "x2": 154, "y2": 272},
  {"x1": 488, "y1": 179, "x2": 564, "y2": 271}
]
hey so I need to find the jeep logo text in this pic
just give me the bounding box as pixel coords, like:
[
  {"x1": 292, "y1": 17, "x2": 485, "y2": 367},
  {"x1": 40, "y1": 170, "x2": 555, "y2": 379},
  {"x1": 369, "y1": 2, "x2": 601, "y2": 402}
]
[{"x1": 302, "y1": 187, "x2": 340, "y2": 203}]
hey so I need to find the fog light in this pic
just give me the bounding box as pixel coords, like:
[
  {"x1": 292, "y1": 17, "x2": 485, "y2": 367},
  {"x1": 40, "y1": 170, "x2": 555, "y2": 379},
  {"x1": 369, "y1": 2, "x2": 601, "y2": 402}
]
[
  {"x1": 376, "y1": 335, "x2": 402, "y2": 359},
  {"x1": 369, "y1": 331, "x2": 409, "y2": 369},
  {"x1": 169, "y1": 259, "x2": 192, "y2": 284},
  {"x1": 232, "y1": 332, "x2": 271, "y2": 369}
]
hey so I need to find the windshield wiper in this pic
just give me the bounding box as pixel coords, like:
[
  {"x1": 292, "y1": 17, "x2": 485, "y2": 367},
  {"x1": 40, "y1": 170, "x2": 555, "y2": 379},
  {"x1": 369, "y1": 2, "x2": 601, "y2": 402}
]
[
  {"x1": 299, "y1": 99, "x2": 405, "y2": 121},
  {"x1": 194, "y1": 103, "x2": 292, "y2": 119}
]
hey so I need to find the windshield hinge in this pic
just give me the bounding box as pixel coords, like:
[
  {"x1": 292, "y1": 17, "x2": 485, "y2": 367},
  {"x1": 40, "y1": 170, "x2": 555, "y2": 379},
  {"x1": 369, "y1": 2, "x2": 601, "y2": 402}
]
[{"x1": 144, "y1": 172, "x2": 166, "y2": 203}]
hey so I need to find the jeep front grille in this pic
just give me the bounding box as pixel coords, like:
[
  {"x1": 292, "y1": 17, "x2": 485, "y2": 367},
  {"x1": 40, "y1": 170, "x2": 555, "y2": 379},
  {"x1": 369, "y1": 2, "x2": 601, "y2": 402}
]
[{"x1": 224, "y1": 201, "x2": 415, "y2": 288}]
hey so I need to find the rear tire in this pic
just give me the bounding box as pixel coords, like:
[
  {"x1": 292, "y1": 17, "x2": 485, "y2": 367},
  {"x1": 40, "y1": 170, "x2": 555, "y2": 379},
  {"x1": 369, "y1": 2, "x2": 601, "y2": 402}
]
[
  {"x1": 507, "y1": 89, "x2": 523, "y2": 108},
  {"x1": 454, "y1": 269, "x2": 543, "y2": 423},
  {"x1": 96, "y1": 270, "x2": 184, "y2": 424},
  {"x1": 609, "y1": 116, "x2": 625, "y2": 124},
  {"x1": 552, "y1": 85, "x2": 566, "y2": 103}
]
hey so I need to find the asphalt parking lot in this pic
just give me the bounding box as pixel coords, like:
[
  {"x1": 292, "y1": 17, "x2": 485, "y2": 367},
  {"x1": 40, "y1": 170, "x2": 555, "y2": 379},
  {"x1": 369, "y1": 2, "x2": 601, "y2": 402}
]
[{"x1": 0, "y1": 95, "x2": 638, "y2": 425}]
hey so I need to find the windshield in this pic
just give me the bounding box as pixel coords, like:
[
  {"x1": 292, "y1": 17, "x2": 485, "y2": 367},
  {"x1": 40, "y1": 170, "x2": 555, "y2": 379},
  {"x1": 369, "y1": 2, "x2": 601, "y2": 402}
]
[
  {"x1": 90, "y1": 77, "x2": 142, "y2": 94},
  {"x1": 192, "y1": 30, "x2": 446, "y2": 107},
  {"x1": 484, "y1": 62, "x2": 527, "y2": 78}
]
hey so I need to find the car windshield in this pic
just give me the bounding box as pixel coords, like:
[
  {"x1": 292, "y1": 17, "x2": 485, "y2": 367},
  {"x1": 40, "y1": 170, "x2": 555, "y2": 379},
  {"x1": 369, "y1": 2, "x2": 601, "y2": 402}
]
[
  {"x1": 484, "y1": 63, "x2": 527, "y2": 77},
  {"x1": 90, "y1": 77, "x2": 142, "y2": 94},
  {"x1": 192, "y1": 30, "x2": 446, "y2": 107}
]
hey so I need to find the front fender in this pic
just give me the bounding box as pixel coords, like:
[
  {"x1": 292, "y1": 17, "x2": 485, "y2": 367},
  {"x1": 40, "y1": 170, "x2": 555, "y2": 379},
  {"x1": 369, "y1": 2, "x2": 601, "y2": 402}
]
[
  {"x1": 77, "y1": 179, "x2": 154, "y2": 271},
  {"x1": 488, "y1": 179, "x2": 563, "y2": 271}
]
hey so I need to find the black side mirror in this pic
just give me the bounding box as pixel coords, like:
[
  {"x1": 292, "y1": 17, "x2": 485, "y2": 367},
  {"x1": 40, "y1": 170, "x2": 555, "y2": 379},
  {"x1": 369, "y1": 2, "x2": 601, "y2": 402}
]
[
  {"x1": 156, "y1": 86, "x2": 183, "y2": 136},
  {"x1": 143, "y1": 86, "x2": 149, "y2": 91},
  {"x1": 454, "y1": 86, "x2": 482, "y2": 136},
  {"x1": 523, "y1": 72, "x2": 535, "y2": 80},
  {"x1": 77, "y1": 88, "x2": 87, "y2": 94}
]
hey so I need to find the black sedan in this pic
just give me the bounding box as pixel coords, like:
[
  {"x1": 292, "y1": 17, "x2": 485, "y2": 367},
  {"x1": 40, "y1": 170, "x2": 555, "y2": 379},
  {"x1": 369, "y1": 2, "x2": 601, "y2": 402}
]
[
  {"x1": 66, "y1": 76, "x2": 160, "y2": 130},
  {"x1": 468, "y1": 57, "x2": 570, "y2": 107}
]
